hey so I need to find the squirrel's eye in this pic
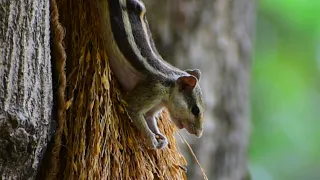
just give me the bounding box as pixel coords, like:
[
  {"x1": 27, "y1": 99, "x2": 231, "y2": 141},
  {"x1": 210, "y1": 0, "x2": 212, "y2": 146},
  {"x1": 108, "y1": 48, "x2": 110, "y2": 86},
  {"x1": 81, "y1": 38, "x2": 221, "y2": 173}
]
[
  {"x1": 127, "y1": 0, "x2": 145, "y2": 14},
  {"x1": 191, "y1": 105, "x2": 200, "y2": 116}
]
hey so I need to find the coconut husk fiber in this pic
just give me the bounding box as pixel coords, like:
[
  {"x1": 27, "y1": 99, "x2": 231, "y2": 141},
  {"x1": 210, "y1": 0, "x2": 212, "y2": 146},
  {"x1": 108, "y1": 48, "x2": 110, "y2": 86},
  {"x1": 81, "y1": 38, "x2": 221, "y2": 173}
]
[{"x1": 46, "y1": 0, "x2": 187, "y2": 179}]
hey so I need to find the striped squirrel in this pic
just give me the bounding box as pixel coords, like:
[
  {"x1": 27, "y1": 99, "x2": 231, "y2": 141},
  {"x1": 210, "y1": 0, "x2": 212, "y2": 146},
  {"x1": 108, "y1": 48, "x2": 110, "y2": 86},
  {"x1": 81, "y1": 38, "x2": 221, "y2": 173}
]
[{"x1": 97, "y1": 0, "x2": 205, "y2": 149}]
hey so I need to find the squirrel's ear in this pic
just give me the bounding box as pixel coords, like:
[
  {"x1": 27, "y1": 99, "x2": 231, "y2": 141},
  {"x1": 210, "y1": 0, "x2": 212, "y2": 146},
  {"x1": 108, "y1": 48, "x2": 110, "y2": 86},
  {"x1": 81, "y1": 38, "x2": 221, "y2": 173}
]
[
  {"x1": 177, "y1": 76, "x2": 197, "y2": 91},
  {"x1": 185, "y1": 69, "x2": 201, "y2": 80}
]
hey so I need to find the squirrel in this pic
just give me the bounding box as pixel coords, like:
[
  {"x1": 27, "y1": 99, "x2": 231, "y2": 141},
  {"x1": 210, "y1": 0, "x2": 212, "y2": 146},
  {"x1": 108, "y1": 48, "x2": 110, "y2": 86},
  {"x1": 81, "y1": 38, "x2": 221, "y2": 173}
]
[{"x1": 97, "y1": 0, "x2": 205, "y2": 149}]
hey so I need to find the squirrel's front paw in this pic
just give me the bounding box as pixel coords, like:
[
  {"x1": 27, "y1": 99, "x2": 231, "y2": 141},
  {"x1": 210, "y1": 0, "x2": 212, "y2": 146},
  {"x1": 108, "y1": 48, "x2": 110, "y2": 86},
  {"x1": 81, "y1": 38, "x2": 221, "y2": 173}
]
[
  {"x1": 145, "y1": 133, "x2": 168, "y2": 149},
  {"x1": 155, "y1": 133, "x2": 168, "y2": 149}
]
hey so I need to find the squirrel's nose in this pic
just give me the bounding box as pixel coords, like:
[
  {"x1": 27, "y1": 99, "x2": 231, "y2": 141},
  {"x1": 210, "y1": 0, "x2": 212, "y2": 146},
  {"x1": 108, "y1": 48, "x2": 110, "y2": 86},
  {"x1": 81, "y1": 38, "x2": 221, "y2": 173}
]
[{"x1": 195, "y1": 129, "x2": 203, "y2": 138}]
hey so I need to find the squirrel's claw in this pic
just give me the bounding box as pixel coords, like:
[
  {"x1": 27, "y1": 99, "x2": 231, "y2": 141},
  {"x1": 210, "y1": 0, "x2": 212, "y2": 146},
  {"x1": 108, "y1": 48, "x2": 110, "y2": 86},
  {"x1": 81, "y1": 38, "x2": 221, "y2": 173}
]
[
  {"x1": 145, "y1": 133, "x2": 168, "y2": 149},
  {"x1": 155, "y1": 133, "x2": 168, "y2": 149}
]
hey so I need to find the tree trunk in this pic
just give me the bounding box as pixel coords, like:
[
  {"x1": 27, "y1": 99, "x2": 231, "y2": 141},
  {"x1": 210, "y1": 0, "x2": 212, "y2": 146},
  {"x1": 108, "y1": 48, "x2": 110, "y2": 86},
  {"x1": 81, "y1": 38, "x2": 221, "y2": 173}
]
[
  {"x1": 143, "y1": 0, "x2": 254, "y2": 179},
  {"x1": 0, "y1": 0, "x2": 253, "y2": 179},
  {"x1": 0, "y1": 1, "x2": 53, "y2": 179}
]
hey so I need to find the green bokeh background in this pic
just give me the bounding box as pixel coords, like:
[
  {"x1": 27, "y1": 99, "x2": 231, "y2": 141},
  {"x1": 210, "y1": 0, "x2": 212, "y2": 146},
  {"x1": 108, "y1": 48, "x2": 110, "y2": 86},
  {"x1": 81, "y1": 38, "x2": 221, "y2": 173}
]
[{"x1": 250, "y1": 0, "x2": 320, "y2": 179}]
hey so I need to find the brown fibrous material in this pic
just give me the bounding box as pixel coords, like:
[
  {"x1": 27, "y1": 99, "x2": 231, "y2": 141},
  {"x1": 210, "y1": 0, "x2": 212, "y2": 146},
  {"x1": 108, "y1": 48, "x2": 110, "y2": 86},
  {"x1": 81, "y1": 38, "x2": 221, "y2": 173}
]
[{"x1": 47, "y1": 0, "x2": 187, "y2": 179}]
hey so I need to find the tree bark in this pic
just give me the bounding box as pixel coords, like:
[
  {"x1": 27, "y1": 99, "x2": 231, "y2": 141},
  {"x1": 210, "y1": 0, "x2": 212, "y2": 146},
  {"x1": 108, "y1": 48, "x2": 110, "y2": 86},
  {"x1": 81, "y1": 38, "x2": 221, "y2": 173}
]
[
  {"x1": 144, "y1": 0, "x2": 254, "y2": 179},
  {"x1": 0, "y1": 0, "x2": 53, "y2": 179},
  {"x1": 0, "y1": 0, "x2": 253, "y2": 179}
]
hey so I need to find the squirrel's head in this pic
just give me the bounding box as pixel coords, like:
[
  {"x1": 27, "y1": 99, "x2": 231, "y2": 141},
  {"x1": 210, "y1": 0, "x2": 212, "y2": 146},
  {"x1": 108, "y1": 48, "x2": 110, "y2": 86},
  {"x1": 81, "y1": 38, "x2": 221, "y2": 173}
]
[{"x1": 166, "y1": 69, "x2": 205, "y2": 137}]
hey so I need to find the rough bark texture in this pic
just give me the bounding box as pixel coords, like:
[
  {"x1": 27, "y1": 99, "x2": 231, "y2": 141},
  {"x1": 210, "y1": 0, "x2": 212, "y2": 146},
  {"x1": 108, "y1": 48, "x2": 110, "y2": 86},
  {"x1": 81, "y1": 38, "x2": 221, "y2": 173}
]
[
  {"x1": 144, "y1": 0, "x2": 254, "y2": 179},
  {"x1": 0, "y1": 1, "x2": 52, "y2": 179}
]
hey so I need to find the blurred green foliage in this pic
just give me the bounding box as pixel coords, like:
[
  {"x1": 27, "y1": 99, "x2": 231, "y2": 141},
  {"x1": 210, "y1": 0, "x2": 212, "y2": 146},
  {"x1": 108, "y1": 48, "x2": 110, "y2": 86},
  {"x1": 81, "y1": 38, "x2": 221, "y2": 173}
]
[{"x1": 250, "y1": 0, "x2": 320, "y2": 179}]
